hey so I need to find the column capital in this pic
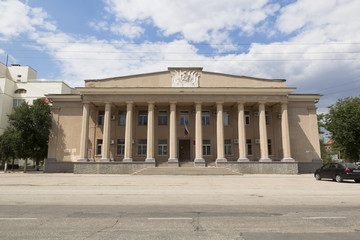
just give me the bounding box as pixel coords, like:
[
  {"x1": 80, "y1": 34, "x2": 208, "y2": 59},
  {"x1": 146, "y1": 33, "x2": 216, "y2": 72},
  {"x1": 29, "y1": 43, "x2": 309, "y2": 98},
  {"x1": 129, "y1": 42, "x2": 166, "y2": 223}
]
[
  {"x1": 125, "y1": 101, "x2": 134, "y2": 105},
  {"x1": 147, "y1": 101, "x2": 155, "y2": 105},
  {"x1": 237, "y1": 102, "x2": 245, "y2": 105},
  {"x1": 169, "y1": 101, "x2": 177, "y2": 105},
  {"x1": 216, "y1": 101, "x2": 224, "y2": 105}
]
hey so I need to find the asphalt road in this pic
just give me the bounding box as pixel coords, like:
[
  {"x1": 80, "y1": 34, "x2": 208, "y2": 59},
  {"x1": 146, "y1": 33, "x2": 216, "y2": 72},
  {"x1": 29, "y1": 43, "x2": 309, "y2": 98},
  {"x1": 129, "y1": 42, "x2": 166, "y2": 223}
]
[{"x1": 0, "y1": 173, "x2": 359, "y2": 240}]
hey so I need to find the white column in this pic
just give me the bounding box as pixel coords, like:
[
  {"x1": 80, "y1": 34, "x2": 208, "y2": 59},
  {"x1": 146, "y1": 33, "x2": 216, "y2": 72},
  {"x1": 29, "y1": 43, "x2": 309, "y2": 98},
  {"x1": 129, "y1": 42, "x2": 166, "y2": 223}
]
[
  {"x1": 146, "y1": 102, "x2": 155, "y2": 162},
  {"x1": 259, "y1": 102, "x2": 271, "y2": 162},
  {"x1": 237, "y1": 102, "x2": 249, "y2": 162},
  {"x1": 101, "y1": 102, "x2": 111, "y2": 161},
  {"x1": 168, "y1": 102, "x2": 178, "y2": 163},
  {"x1": 78, "y1": 102, "x2": 90, "y2": 162},
  {"x1": 281, "y1": 102, "x2": 295, "y2": 162},
  {"x1": 216, "y1": 102, "x2": 227, "y2": 162},
  {"x1": 123, "y1": 101, "x2": 133, "y2": 162},
  {"x1": 194, "y1": 102, "x2": 205, "y2": 163}
]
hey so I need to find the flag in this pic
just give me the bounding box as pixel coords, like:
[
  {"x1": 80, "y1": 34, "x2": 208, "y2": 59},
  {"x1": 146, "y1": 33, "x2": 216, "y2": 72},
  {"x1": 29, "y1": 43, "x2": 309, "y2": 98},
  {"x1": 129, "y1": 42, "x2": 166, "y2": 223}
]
[{"x1": 184, "y1": 123, "x2": 189, "y2": 136}]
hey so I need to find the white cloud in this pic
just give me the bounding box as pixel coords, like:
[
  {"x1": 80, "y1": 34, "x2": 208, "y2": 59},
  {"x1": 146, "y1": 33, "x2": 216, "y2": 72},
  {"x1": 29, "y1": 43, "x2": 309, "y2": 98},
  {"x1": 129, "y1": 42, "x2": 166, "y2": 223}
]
[
  {"x1": 110, "y1": 23, "x2": 144, "y2": 38},
  {"x1": 103, "y1": 0, "x2": 280, "y2": 43},
  {"x1": 0, "y1": 0, "x2": 55, "y2": 38}
]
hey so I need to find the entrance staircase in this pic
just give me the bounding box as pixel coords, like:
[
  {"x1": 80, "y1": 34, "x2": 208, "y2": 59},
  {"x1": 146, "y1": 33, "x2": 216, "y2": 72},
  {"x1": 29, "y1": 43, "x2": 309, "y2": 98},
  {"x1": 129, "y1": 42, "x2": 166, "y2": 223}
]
[{"x1": 133, "y1": 165, "x2": 240, "y2": 175}]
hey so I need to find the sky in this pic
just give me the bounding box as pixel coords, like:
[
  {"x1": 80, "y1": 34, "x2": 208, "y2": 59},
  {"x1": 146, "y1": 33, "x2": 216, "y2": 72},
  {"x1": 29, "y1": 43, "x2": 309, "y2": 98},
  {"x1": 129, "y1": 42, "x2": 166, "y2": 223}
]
[{"x1": 0, "y1": 0, "x2": 360, "y2": 113}]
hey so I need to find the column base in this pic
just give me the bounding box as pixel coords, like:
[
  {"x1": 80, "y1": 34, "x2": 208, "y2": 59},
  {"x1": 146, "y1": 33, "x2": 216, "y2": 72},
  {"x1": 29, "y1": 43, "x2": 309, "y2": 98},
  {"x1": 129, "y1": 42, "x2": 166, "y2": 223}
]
[
  {"x1": 216, "y1": 158, "x2": 227, "y2": 163},
  {"x1": 101, "y1": 158, "x2": 110, "y2": 162},
  {"x1": 77, "y1": 158, "x2": 88, "y2": 162},
  {"x1": 194, "y1": 158, "x2": 205, "y2": 163},
  {"x1": 259, "y1": 158, "x2": 272, "y2": 162},
  {"x1": 168, "y1": 158, "x2": 178, "y2": 163},
  {"x1": 145, "y1": 158, "x2": 156, "y2": 163},
  {"x1": 237, "y1": 158, "x2": 249, "y2": 162},
  {"x1": 123, "y1": 158, "x2": 133, "y2": 162},
  {"x1": 281, "y1": 157, "x2": 295, "y2": 162}
]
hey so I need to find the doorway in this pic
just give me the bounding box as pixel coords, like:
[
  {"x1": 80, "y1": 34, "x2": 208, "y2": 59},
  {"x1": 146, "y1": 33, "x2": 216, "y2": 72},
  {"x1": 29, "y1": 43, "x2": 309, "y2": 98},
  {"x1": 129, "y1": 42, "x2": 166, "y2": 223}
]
[{"x1": 179, "y1": 139, "x2": 191, "y2": 161}]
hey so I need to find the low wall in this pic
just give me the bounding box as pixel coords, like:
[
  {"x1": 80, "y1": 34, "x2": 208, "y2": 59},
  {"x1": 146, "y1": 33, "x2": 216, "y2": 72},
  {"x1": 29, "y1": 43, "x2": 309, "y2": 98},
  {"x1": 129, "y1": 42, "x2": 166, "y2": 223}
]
[
  {"x1": 44, "y1": 159, "x2": 74, "y2": 173},
  {"x1": 74, "y1": 162, "x2": 155, "y2": 174},
  {"x1": 298, "y1": 162, "x2": 323, "y2": 174},
  {"x1": 217, "y1": 161, "x2": 299, "y2": 174}
]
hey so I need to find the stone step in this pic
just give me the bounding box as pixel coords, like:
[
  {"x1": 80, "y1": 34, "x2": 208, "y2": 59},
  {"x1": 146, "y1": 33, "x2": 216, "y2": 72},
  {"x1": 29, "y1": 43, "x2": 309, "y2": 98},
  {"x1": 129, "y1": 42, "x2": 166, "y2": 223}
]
[{"x1": 133, "y1": 167, "x2": 240, "y2": 175}]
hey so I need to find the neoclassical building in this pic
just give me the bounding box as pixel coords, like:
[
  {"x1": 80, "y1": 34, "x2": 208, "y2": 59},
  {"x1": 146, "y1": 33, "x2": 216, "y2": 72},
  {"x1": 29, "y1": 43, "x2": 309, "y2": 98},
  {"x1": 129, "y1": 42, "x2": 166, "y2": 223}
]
[{"x1": 46, "y1": 68, "x2": 322, "y2": 171}]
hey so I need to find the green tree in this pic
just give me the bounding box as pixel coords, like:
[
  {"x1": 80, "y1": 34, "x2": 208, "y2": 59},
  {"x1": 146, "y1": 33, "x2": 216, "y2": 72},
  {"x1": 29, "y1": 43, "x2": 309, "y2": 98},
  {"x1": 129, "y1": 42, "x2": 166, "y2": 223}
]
[
  {"x1": 0, "y1": 128, "x2": 20, "y2": 172},
  {"x1": 7, "y1": 99, "x2": 52, "y2": 172},
  {"x1": 325, "y1": 96, "x2": 360, "y2": 162}
]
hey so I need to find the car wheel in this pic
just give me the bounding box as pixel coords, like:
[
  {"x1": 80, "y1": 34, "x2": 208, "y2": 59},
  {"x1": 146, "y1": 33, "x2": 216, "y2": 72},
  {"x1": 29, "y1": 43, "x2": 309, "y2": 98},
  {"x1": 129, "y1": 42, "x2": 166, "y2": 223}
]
[
  {"x1": 335, "y1": 175, "x2": 343, "y2": 183},
  {"x1": 315, "y1": 173, "x2": 321, "y2": 180},
  {"x1": 354, "y1": 179, "x2": 360, "y2": 183}
]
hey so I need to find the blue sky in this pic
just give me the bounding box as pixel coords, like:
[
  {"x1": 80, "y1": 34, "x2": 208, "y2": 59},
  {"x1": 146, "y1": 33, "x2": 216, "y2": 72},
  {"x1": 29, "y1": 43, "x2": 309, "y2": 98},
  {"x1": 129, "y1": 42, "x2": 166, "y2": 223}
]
[{"x1": 1, "y1": 0, "x2": 360, "y2": 112}]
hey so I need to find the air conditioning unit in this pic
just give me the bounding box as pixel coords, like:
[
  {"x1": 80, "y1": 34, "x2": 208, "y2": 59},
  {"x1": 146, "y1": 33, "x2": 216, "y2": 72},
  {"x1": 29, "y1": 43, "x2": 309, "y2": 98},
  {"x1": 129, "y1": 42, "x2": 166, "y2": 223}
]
[
  {"x1": 111, "y1": 115, "x2": 116, "y2": 120},
  {"x1": 234, "y1": 139, "x2": 239, "y2": 144},
  {"x1": 254, "y1": 112, "x2": 259, "y2": 117},
  {"x1": 255, "y1": 139, "x2": 260, "y2": 144},
  {"x1": 110, "y1": 139, "x2": 115, "y2": 145},
  {"x1": 277, "y1": 114, "x2": 282, "y2": 119}
]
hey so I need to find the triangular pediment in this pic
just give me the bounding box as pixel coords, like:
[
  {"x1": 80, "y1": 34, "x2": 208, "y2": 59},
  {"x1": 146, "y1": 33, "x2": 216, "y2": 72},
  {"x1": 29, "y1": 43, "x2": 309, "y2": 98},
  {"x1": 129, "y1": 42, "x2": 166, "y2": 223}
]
[{"x1": 84, "y1": 68, "x2": 286, "y2": 89}]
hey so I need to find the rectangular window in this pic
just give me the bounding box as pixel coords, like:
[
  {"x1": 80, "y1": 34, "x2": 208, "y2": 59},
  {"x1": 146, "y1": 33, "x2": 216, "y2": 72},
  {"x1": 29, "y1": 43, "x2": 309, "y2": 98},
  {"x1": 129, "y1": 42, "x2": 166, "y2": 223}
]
[
  {"x1": 98, "y1": 111, "x2": 104, "y2": 126},
  {"x1": 118, "y1": 111, "x2": 126, "y2": 126},
  {"x1": 138, "y1": 111, "x2": 148, "y2": 125},
  {"x1": 224, "y1": 139, "x2": 232, "y2": 155},
  {"x1": 158, "y1": 139, "x2": 168, "y2": 156},
  {"x1": 13, "y1": 99, "x2": 25, "y2": 108},
  {"x1": 223, "y1": 111, "x2": 230, "y2": 126},
  {"x1": 245, "y1": 111, "x2": 250, "y2": 125},
  {"x1": 246, "y1": 139, "x2": 252, "y2": 156},
  {"x1": 266, "y1": 111, "x2": 270, "y2": 125},
  {"x1": 203, "y1": 139, "x2": 211, "y2": 156},
  {"x1": 180, "y1": 111, "x2": 189, "y2": 126},
  {"x1": 117, "y1": 139, "x2": 125, "y2": 156},
  {"x1": 96, "y1": 139, "x2": 103, "y2": 155},
  {"x1": 268, "y1": 139, "x2": 272, "y2": 155},
  {"x1": 158, "y1": 111, "x2": 168, "y2": 125},
  {"x1": 201, "y1": 111, "x2": 210, "y2": 125},
  {"x1": 137, "y1": 139, "x2": 147, "y2": 155}
]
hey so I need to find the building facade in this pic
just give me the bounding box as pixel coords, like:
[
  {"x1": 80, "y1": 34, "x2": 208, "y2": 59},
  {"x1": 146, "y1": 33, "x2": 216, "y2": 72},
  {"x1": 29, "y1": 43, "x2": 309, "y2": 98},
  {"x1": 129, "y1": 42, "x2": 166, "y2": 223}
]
[
  {"x1": 47, "y1": 68, "x2": 322, "y2": 168},
  {"x1": 0, "y1": 62, "x2": 74, "y2": 134}
]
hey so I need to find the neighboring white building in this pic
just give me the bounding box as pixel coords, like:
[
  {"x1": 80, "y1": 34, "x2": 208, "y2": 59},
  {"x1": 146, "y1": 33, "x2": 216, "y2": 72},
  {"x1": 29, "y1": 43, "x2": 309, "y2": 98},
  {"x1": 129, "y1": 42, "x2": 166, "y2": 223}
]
[{"x1": 0, "y1": 62, "x2": 75, "y2": 134}]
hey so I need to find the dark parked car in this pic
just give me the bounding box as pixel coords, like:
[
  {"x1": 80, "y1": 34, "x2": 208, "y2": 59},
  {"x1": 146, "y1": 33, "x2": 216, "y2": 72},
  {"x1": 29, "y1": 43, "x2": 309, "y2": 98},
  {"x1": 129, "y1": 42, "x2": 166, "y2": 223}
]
[{"x1": 314, "y1": 162, "x2": 360, "y2": 183}]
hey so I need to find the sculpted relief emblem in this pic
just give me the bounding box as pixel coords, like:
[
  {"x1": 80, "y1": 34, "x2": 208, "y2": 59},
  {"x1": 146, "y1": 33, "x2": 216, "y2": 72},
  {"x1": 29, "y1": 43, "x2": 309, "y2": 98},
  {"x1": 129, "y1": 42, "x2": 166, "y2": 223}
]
[{"x1": 172, "y1": 70, "x2": 199, "y2": 87}]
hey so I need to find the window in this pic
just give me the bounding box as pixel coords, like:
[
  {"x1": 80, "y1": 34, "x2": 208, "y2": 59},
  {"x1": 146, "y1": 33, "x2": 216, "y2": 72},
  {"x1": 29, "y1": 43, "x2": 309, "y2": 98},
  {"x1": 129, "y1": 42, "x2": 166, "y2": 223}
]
[
  {"x1": 17, "y1": 75, "x2": 22, "y2": 78},
  {"x1": 202, "y1": 111, "x2": 210, "y2": 125},
  {"x1": 203, "y1": 140, "x2": 211, "y2": 156},
  {"x1": 13, "y1": 99, "x2": 25, "y2": 108},
  {"x1": 180, "y1": 111, "x2": 189, "y2": 125},
  {"x1": 245, "y1": 111, "x2": 250, "y2": 125},
  {"x1": 246, "y1": 139, "x2": 252, "y2": 156},
  {"x1": 118, "y1": 111, "x2": 126, "y2": 126},
  {"x1": 14, "y1": 89, "x2": 27, "y2": 94},
  {"x1": 266, "y1": 111, "x2": 270, "y2": 125},
  {"x1": 224, "y1": 139, "x2": 232, "y2": 155},
  {"x1": 117, "y1": 139, "x2": 125, "y2": 156},
  {"x1": 158, "y1": 111, "x2": 168, "y2": 125},
  {"x1": 268, "y1": 139, "x2": 272, "y2": 155},
  {"x1": 223, "y1": 111, "x2": 230, "y2": 126},
  {"x1": 96, "y1": 139, "x2": 103, "y2": 155},
  {"x1": 158, "y1": 139, "x2": 168, "y2": 156},
  {"x1": 138, "y1": 139, "x2": 147, "y2": 155},
  {"x1": 98, "y1": 111, "x2": 104, "y2": 126},
  {"x1": 138, "y1": 111, "x2": 148, "y2": 125}
]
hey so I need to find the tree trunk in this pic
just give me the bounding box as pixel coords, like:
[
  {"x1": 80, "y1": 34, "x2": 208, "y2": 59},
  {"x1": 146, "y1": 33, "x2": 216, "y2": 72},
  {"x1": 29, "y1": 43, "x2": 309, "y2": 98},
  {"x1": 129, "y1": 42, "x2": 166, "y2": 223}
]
[
  {"x1": 3, "y1": 161, "x2": 8, "y2": 173},
  {"x1": 36, "y1": 158, "x2": 40, "y2": 171},
  {"x1": 23, "y1": 158, "x2": 28, "y2": 173},
  {"x1": 11, "y1": 158, "x2": 14, "y2": 170}
]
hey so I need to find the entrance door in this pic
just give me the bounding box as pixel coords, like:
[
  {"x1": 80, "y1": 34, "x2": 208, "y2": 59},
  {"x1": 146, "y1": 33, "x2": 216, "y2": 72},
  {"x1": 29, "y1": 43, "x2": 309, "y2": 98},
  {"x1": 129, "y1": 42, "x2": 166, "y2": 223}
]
[{"x1": 179, "y1": 139, "x2": 191, "y2": 161}]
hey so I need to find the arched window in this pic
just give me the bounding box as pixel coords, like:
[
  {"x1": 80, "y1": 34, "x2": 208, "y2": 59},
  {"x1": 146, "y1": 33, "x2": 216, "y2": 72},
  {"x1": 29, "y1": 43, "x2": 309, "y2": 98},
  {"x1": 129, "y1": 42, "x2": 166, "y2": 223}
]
[{"x1": 14, "y1": 89, "x2": 27, "y2": 94}]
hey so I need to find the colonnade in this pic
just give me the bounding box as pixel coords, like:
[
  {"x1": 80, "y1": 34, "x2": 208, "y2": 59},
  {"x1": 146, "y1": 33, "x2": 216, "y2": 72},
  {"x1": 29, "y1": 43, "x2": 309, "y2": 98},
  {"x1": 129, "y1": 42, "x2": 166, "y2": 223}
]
[{"x1": 78, "y1": 101, "x2": 294, "y2": 163}]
